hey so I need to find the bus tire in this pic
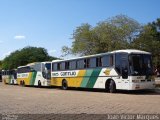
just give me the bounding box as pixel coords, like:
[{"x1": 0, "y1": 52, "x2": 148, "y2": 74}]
[
  {"x1": 38, "y1": 80, "x2": 41, "y2": 87},
  {"x1": 62, "y1": 80, "x2": 68, "y2": 90},
  {"x1": 109, "y1": 80, "x2": 116, "y2": 93},
  {"x1": 20, "y1": 81, "x2": 23, "y2": 86},
  {"x1": 105, "y1": 80, "x2": 110, "y2": 92},
  {"x1": 22, "y1": 81, "x2": 25, "y2": 87}
]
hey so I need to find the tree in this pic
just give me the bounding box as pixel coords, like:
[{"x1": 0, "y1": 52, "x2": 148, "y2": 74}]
[
  {"x1": 0, "y1": 61, "x2": 2, "y2": 69},
  {"x1": 2, "y1": 46, "x2": 57, "y2": 70},
  {"x1": 71, "y1": 23, "x2": 95, "y2": 55},
  {"x1": 62, "y1": 15, "x2": 141, "y2": 56},
  {"x1": 132, "y1": 18, "x2": 160, "y2": 66}
]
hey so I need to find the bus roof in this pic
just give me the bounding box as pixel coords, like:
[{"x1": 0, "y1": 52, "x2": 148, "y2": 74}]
[
  {"x1": 27, "y1": 62, "x2": 41, "y2": 66},
  {"x1": 111, "y1": 49, "x2": 151, "y2": 54},
  {"x1": 52, "y1": 49, "x2": 151, "y2": 63},
  {"x1": 17, "y1": 61, "x2": 51, "y2": 69}
]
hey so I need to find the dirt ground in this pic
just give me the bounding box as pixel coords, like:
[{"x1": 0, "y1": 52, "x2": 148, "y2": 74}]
[{"x1": 0, "y1": 82, "x2": 160, "y2": 119}]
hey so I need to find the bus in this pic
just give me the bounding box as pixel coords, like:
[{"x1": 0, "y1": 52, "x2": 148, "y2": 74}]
[
  {"x1": 51, "y1": 49, "x2": 155, "y2": 93},
  {"x1": 2, "y1": 69, "x2": 17, "y2": 85},
  {"x1": 17, "y1": 62, "x2": 51, "y2": 87}
]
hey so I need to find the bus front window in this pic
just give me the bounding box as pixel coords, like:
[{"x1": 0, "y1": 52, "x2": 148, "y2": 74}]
[
  {"x1": 143, "y1": 55, "x2": 153, "y2": 76},
  {"x1": 129, "y1": 54, "x2": 153, "y2": 76}
]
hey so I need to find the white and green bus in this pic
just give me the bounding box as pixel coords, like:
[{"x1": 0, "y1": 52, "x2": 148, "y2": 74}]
[
  {"x1": 17, "y1": 62, "x2": 51, "y2": 87},
  {"x1": 51, "y1": 49, "x2": 155, "y2": 92}
]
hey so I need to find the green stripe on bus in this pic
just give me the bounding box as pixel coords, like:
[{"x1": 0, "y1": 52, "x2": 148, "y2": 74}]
[
  {"x1": 86, "y1": 68, "x2": 101, "y2": 88},
  {"x1": 80, "y1": 69, "x2": 93, "y2": 87},
  {"x1": 30, "y1": 72, "x2": 37, "y2": 85}
]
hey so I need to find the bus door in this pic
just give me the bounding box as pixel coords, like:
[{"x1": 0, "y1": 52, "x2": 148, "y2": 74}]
[
  {"x1": 115, "y1": 53, "x2": 129, "y2": 89},
  {"x1": 121, "y1": 53, "x2": 129, "y2": 89},
  {"x1": 42, "y1": 63, "x2": 51, "y2": 85}
]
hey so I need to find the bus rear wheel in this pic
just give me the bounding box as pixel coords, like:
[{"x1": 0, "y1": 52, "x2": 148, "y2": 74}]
[
  {"x1": 109, "y1": 80, "x2": 116, "y2": 93},
  {"x1": 20, "y1": 80, "x2": 25, "y2": 87},
  {"x1": 20, "y1": 81, "x2": 23, "y2": 86},
  {"x1": 38, "y1": 80, "x2": 41, "y2": 87},
  {"x1": 62, "y1": 80, "x2": 68, "y2": 90}
]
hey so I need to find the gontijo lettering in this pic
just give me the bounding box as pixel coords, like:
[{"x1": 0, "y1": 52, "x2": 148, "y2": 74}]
[{"x1": 52, "y1": 71, "x2": 77, "y2": 77}]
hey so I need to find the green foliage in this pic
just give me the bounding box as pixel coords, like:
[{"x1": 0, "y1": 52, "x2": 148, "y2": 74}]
[
  {"x1": 62, "y1": 15, "x2": 141, "y2": 56},
  {"x1": 0, "y1": 61, "x2": 2, "y2": 69},
  {"x1": 62, "y1": 15, "x2": 160, "y2": 66},
  {"x1": 132, "y1": 18, "x2": 160, "y2": 66},
  {"x1": 2, "y1": 46, "x2": 57, "y2": 70}
]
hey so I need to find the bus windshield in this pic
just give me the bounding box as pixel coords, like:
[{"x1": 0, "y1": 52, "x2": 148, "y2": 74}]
[
  {"x1": 45, "y1": 63, "x2": 51, "y2": 70},
  {"x1": 129, "y1": 54, "x2": 153, "y2": 76}
]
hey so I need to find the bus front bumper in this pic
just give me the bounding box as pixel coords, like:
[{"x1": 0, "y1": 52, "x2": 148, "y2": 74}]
[{"x1": 129, "y1": 81, "x2": 155, "y2": 90}]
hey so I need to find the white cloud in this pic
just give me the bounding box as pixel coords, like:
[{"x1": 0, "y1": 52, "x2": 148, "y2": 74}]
[
  {"x1": 48, "y1": 49, "x2": 56, "y2": 55},
  {"x1": 14, "y1": 35, "x2": 26, "y2": 40}
]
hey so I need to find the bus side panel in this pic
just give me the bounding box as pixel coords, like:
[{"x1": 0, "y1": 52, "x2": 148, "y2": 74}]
[
  {"x1": 93, "y1": 68, "x2": 108, "y2": 89},
  {"x1": 24, "y1": 73, "x2": 31, "y2": 85},
  {"x1": 34, "y1": 72, "x2": 47, "y2": 86},
  {"x1": 30, "y1": 72, "x2": 37, "y2": 85},
  {"x1": 80, "y1": 70, "x2": 93, "y2": 87},
  {"x1": 17, "y1": 73, "x2": 33, "y2": 85},
  {"x1": 93, "y1": 68, "x2": 119, "y2": 89},
  {"x1": 51, "y1": 77, "x2": 63, "y2": 86},
  {"x1": 2, "y1": 76, "x2": 8, "y2": 84},
  {"x1": 5, "y1": 76, "x2": 10, "y2": 84},
  {"x1": 68, "y1": 70, "x2": 86, "y2": 87},
  {"x1": 8, "y1": 75, "x2": 11, "y2": 84},
  {"x1": 86, "y1": 68, "x2": 102, "y2": 88}
]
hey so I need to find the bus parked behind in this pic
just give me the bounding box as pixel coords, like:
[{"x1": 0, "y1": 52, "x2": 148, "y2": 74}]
[{"x1": 17, "y1": 62, "x2": 51, "y2": 87}]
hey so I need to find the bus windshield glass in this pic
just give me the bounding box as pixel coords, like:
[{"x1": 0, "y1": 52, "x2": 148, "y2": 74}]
[
  {"x1": 129, "y1": 54, "x2": 153, "y2": 76},
  {"x1": 45, "y1": 63, "x2": 51, "y2": 70}
]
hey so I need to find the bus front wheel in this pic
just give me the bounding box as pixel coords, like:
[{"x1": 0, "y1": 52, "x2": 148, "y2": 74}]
[
  {"x1": 62, "y1": 80, "x2": 68, "y2": 90},
  {"x1": 109, "y1": 80, "x2": 116, "y2": 93}
]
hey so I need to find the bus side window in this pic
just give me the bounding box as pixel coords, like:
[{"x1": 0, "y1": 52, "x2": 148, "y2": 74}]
[
  {"x1": 109, "y1": 55, "x2": 113, "y2": 66},
  {"x1": 89, "y1": 58, "x2": 96, "y2": 68},
  {"x1": 65, "y1": 61, "x2": 69, "y2": 70},
  {"x1": 96, "y1": 57, "x2": 102, "y2": 67},
  {"x1": 53, "y1": 63, "x2": 58, "y2": 71},
  {"x1": 69, "y1": 61, "x2": 76, "y2": 70},
  {"x1": 102, "y1": 55, "x2": 109, "y2": 67},
  {"x1": 57, "y1": 63, "x2": 60, "y2": 71},
  {"x1": 77, "y1": 59, "x2": 84, "y2": 69},
  {"x1": 84, "y1": 59, "x2": 90, "y2": 68},
  {"x1": 60, "y1": 62, "x2": 65, "y2": 70}
]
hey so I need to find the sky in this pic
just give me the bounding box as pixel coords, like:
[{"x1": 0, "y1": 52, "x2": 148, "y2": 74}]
[{"x1": 0, "y1": 0, "x2": 160, "y2": 60}]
